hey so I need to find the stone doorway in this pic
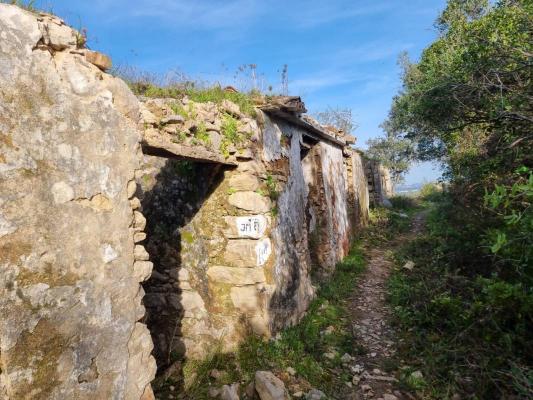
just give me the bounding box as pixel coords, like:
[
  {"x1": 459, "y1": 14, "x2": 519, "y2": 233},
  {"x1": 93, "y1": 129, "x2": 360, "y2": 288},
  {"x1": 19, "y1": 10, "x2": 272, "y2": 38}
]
[{"x1": 135, "y1": 156, "x2": 225, "y2": 377}]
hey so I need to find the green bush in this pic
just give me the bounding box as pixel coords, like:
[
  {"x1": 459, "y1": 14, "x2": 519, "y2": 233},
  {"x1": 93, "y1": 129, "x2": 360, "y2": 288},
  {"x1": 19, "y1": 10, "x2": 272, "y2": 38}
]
[
  {"x1": 388, "y1": 193, "x2": 533, "y2": 398},
  {"x1": 389, "y1": 195, "x2": 417, "y2": 210}
]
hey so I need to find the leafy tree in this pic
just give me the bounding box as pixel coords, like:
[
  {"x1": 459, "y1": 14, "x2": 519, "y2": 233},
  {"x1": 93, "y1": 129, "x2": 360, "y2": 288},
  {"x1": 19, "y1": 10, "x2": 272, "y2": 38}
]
[
  {"x1": 315, "y1": 107, "x2": 357, "y2": 134},
  {"x1": 383, "y1": 1, "x2": 533, "y2": 397},
  {"x1": 365, "y1": 130, "x2": 414, "y2": 184}
]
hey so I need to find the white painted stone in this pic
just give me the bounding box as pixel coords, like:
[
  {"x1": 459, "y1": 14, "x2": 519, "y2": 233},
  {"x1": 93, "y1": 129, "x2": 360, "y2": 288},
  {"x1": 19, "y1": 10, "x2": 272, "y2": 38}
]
[
  {"x1": 101, "y1": 244, "x2": 118, "y2": 263},
  {"x1": 236, "y1": 215, "x2": 267, "y2": 238},
  {"x1": 256, "y1": 238, "x2": 272, "y2": 266}
]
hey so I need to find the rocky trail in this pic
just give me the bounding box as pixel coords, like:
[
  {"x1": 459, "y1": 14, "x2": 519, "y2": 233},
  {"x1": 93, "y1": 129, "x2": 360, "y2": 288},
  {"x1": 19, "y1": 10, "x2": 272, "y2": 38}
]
[{"x1": 337, "y1": 213, "x2": 426, "y2": 400}]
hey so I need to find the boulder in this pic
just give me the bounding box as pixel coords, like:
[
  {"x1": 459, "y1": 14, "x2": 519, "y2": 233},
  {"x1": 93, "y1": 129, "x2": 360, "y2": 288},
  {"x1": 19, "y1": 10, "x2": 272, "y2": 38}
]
[
  {"x1": 254, "y1": 371, "x2": 289, "y2": 400},
  {"x1": 39, "y1": 18, "x2": 77, "y2": 50},
  {"x1": 85, "y1": 50, "x2": 112, "y2": 71}
]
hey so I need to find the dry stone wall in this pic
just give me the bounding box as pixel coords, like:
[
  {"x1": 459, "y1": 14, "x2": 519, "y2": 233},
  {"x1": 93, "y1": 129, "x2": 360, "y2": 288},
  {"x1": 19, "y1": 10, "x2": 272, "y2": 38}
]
[
  {"x1": 0, "y1": 5, "x2": 155, "y2": 400},
  {"x1": 135, "y1": 101, "x2": 373, "y2": 369}
]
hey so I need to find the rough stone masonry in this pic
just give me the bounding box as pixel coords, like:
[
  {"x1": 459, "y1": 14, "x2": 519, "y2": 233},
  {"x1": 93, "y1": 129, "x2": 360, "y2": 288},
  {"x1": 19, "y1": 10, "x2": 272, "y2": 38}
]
[{"x1": 0, "y1": 5, "x2": 393, "y2": 399}]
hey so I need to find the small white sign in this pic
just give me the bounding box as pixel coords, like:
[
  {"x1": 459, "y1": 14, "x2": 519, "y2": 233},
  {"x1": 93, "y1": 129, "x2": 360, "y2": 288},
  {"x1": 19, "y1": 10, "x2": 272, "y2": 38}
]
[
  {"x1": 256, "y1": 238, "x2": 272, "y2": 266},
  {"x1": 236, "y1": 215, "x2": 267, "y2": 239}
]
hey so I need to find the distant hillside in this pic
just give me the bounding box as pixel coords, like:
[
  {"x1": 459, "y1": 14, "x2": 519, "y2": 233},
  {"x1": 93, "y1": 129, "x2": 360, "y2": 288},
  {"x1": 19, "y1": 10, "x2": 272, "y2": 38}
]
[{"x1": 395, "y1": 182, "x2": 423, "y2": 194}]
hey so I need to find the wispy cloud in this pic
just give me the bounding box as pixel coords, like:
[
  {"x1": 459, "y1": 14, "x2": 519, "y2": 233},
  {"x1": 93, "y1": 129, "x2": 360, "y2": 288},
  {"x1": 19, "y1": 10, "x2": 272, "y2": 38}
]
[{"x1": 288, "y1": 0, "x2": 393, "y2": 28}]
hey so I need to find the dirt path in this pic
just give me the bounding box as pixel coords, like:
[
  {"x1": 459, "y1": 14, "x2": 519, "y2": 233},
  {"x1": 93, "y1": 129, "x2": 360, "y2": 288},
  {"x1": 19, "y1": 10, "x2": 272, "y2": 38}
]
[{"x1": 342, "y1": 213, "x2": 425, "y2": 400}]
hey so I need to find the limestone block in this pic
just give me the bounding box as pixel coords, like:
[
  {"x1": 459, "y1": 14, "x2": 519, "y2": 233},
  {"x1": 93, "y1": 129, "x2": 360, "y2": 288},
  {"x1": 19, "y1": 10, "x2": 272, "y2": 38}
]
[
  {"x1": 223, "y1": 239, "x2": 258, "y2": 267},
  {"x1": 249, "y1": 314, "x2": 270, "y2": 336},
  {"x1": 344, "y1": 134, "x2": 356, "y2": 145},
  {"x1": 220, "y1": 99, "x2": 242, "y2": 118},
  {"x1": 127, "y1": 180, "x2": 137, "y2": 198},
  {"x1": 134, "y1": 245, "x2": 150, "y2": 261},
  {"x1": 39, "y1": 19, "x2": 77, "y2": 50},
  {"x1": 134, "y1": 232, "x2": 147, "y2": 243},
  {"x1": 133, "y1": 211, "x2": 147, "y2": 231},
  {"x1": 130, "y1": 197, "x2": 141, "y2": 210},
  {"x1": 228, "y1": 191, "x2": 271, "y2": 213},
  {"x1": 236, "y1": 160, "x2": 266, "y2": 176},
  {"x1": 85, "y1": 50, "x2": 112, "y2": 71},
  {"x1": 229, "y1": 173, "x2": 260, "y2": 191},
  {"x1": 181, "y1": 290, "x2": 206, "y2": 312},
  {"x1": 254, "y1": 371, "x2": 289, "y2": 400},
  {"x1": 220, "y1": 383, "x2": 240, "y2": 400},
  {"x1": 125, "y1": 323, "x2": 157, "y2": 400},
  {"x1": 230, "y1": 286, "x2": 262, "y2": 312},
  {"x1": 140, "y1": 106, "x2": 159, "y2": 125},
  {"x1": 207, "y1": 266, "x2": 266, "y2": 285},
  {"x1": 133, "y1": 261, "x2": 153, "y2": 282}
]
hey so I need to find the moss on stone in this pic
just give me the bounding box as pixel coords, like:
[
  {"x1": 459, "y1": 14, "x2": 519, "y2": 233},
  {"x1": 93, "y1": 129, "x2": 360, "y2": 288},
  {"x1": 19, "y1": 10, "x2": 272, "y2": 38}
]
[
  {"x1": 8, "y1": 319, "x2": 66, "y2": 399},
  {"x1": 0, "y1": 241, "x2": 32, "y2": 264}
]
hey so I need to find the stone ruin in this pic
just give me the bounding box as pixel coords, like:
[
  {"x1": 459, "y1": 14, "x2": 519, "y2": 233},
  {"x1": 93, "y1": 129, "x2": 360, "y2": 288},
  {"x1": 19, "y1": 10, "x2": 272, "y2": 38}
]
[{"x1": 0, "y1": 5, "x2": 393, "y2": 399}]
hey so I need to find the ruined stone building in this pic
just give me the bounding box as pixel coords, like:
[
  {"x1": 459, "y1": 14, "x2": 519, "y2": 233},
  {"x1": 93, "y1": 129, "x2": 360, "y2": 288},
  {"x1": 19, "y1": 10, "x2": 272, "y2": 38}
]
[{"x1": 0, "y1": 5, "x2": 393, "y2": 399}]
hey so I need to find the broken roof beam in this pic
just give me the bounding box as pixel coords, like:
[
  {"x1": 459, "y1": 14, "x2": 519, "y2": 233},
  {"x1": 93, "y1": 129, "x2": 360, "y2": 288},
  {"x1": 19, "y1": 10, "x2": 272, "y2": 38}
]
[{"x1": 261, "y1": 108, "x2": 347, "y2": 148}]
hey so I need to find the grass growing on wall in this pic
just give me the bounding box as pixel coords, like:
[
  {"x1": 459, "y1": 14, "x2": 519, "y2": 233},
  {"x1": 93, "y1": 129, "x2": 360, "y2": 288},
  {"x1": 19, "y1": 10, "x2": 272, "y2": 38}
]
[{"x1": 127, "y1": 82, "x2": 257, "y2": 117}]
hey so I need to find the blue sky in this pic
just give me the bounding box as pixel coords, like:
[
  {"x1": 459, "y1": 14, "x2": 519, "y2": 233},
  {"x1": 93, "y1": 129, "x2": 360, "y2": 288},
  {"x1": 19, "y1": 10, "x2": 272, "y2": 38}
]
[{"x1": 42, "y1": 0, "x2": 445, "y2": 184}]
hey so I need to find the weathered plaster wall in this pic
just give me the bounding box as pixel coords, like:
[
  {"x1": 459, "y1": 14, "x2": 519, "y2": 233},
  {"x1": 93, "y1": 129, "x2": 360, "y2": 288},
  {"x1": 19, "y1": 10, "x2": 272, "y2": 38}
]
[
  {"x1": 0, "y1": 5, "x2": 155, "y2": 400},
  {"x1": 262, "y1": 115, "x2": 315, "y2": 331},
  {"x1": 345, "y1": 150, "x2": 370, "y2": 230}
]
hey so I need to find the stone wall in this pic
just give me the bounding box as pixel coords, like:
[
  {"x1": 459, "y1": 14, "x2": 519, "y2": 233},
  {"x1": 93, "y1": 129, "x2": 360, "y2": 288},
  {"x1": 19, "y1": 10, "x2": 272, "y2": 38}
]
[
  {"x1": 366, "y1": 159, "x2": 394, "y2": 206},
  {"x1": 0, "y1": 5, "x2": 155, "y2": 399}
]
